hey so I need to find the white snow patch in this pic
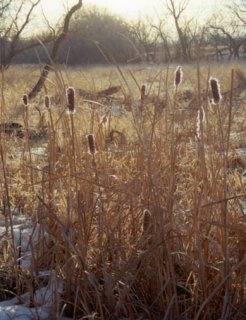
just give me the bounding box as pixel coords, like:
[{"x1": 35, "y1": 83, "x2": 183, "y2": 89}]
[
  {"x1": 0, "y1": 215, "x2": 45, "y2": 269},
  {"x1": 0, "y1": 271, "x2": 64, "y2": 320}
]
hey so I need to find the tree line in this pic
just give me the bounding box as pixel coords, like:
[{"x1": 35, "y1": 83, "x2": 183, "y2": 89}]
[{"x1": 1, "y1": 0, "x2": 246, "y2": 68}]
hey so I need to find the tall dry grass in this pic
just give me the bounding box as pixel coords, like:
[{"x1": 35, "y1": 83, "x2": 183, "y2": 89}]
[{"x1": 0, "y1": 62, "x2": 246, "y2": 319}]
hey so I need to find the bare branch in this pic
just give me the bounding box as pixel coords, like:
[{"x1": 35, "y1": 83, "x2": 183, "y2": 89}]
[
  {"x1": 41, "y1": 6, "x2": 56, "y2": 38},
  {"x1": 0, "y1": 0, "x2": 13, "y2": 18},
  {"x1": 165, "y1": 0, "x2": 190, "y2": 61},
  {"x1": 28, "y1": 0, "x2": 83, "y2": 99},
  {"x1": 2, "y1": 0, "x2": 41, "y2": 67}
]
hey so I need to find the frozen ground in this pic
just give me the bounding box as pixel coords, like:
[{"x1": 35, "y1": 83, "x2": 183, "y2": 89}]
[{"x1": 0, "y1": 216, "x2": 70, "y2": 320}]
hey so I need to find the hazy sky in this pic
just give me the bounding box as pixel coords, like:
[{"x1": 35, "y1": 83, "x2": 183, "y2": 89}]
[{"x1": 40, "y1": 0, "x2": 220, "y2": 24}]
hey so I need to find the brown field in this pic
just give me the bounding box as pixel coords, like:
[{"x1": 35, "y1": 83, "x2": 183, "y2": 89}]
[{"x1": 1, "y1": 62, "x2": 246, "y2": 319}]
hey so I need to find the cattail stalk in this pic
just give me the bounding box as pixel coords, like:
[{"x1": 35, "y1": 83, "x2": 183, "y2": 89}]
[
  {"x1": 66, "y1": 87, "x2": 78, "y2": 195},
  {"x1": 45, "y1": 95, "x2": 56, "y2": 209},
  {"x1": 45, "y1": 95, "x2": 55, "y2": 136},
  {"x1": 22, "y1": 94, "x2": 34, "y2": 189},
  {"x1": 87, "y1": 133, "x2": 104, "y2": 250},
  {"x1": 222, "y1": 70, "x2": 234, "y2": 313}
]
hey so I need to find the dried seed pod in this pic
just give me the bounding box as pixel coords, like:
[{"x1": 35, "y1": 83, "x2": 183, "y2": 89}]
[
  {"x1": 209, "y1": 77, "x2": 221, "y2": 104},
  {"x1": 23, "y1": 94, "x2": 28, "y2": 106},
  {"x1": 196, "y1": 106, "x2": 205, "y2": 140},
  {"x1": 142, "y1": 209, "x2": 152, "y2": 235},
  {"x1": 141, "y1": 84, "x2": 146, "y2": 102},
  {"x1": 66, "y1": 87, "x2": 75, "y2": 113},
  {"x1": 87, "y1": 134, "x2": 96, "y2": 154},
  {"x1": 44, "y1": 95, "x2": 50, "y2": 109},
  {"x1": 174, "y1": 66, "x2": 183, "y2": 88}
]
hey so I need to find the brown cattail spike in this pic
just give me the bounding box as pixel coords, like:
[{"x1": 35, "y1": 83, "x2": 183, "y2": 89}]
[
  {"x1": 87, "y1": 134, "x2": 96, "y2": 154},
  {"x1": 23, "y1": 94, "x2": 28, "y2": 106},
  {"x1": 141, "y1": 84, "x2": 146, "y2": 102},
  {"x1": 67, "y1": 87, "x2": 75, "y2": 113},
  {"x1": 209, "y1": 77, "x2": 221, "y2": 104},
  {"x1": 174, "y1": 66, "x2": 182, "y2": 88},
  {"x1": 143, "y1": 209, "x2": 152, "y2": 235},
  {"x1": 44, "y1": 95, "x2": 50, "y2": 109}
]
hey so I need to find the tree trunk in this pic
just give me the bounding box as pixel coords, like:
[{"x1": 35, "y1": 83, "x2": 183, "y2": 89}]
[{"x1": 28, "y1": 0, "x2": 83, "y2": 100}]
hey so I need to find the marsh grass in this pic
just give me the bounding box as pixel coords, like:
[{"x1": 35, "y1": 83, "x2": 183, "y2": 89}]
[{"x1": 0, "y1": 62, "x2": 246, "y2": 319}]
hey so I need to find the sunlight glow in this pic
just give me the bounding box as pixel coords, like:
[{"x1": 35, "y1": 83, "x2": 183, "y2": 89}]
[{"x1": 40, "y1": 0, "x2": 218, "y2": 24}]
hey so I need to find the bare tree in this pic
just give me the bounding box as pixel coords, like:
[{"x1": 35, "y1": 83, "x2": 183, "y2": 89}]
[
  {"x1": 229, "y1": 0, "x2": 246, "y2": 26},
  {"x1": 0, "y1": 0, "x2": 46, "y2": 68},
  {"x1": 152, "y1": 20, "x2": 172, "y2": 62},
  {"x1": 130, "y1": 17, "x2": 159, "y2": 63},
  {"x1": 68, "y1": 7, "x2": 135, "y2": 64},
  {"x1": 209, "y1": 8, "x2": 246, "y2": 60},
  {"x1": 166, "y1": 0, "x2": 190, "y2": 62},
  {"x1": 28, "y1": 0, "x2": 83, "y2": 99},
  {"x1": 0, "y1": 0, "x2": 84, "y2": 70},
  {"x1": 0, "y1": 0, "x2": 12, "y2": 18},
  {"x1": 183, "y1": 17, "x2": 207, "y2": 60}
]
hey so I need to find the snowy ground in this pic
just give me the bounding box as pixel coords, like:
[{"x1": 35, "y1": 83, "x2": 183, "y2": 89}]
[
  {"x1": 0, "y1": 273, "x2": 63, "y2": 320},
  {"x1": 0, "y1": 216, "x2": 70, "y2": 320}
]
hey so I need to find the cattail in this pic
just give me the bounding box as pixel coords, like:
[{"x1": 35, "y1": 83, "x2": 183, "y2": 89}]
[
  {"x1": 174, "y1": 66, "x2": 183, "y2": 88},
  {"x1": 87, "y1": 134, "x2": 96, "y2": 154},
  {"x1": 44, "y1": 95, "x2": 50, "y2": 109},
  {"x1": 141, "y1": 84, "x2": 146, "y2": 102},
  {"x1": 209, "y1": 77, "x2": 221, "y2": 104},
  {"x1": 23, "y1": 94, "x2": 28, "y2": 106},
  {"x1": 142, "y1": 209, "x2": 152, "y2": 235},
  {"x1": 66, "y1": 87, "x2": 75, "y2": 113},
  {"x1": 196, "y1": 106, "x2": 205, "y2": 140}
]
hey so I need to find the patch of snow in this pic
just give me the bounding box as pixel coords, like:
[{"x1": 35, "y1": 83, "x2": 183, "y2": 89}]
[
  {"x1": 111, "y1": 105, "x2": 125, "y2": 117},
  {"x1": 14, "y1": 147, "x2": 47, "y2": 159},
  {"x1": 0, "y1": 216, "x2": 44, "y2": 269},
  {"x1": 0, "y1": 271, "x2": 64, "y2": 320}
]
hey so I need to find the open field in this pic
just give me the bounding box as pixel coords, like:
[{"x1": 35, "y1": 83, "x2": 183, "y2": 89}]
[{"x1": 1, "y1": 62, "x2": 246, "y2": 319}]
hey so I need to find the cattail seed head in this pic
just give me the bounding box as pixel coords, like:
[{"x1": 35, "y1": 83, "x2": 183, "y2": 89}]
[
  {"x1": 141, "y1": 84, "x2": 146, "y2": 102},
  {"x1": 23, "y1": 94, "x2": 28, "y2": 106},
  {"x1": 209, "y1": 77, "x2": 221, "y2": 104},
  {"x1": 87, "y1": 134, "x2": 96, "y2": 154},
  {"x1": 142, "y1": 209, "x2": 152, "y2": 235},
  {"x1": 44, "y1": 95, "x2": 50, "y2": 109},
  {"x1": 66, "y1": 87, "x2": 75, "y2": 113},
  {"x1": 196, "y1": 106, "x2": 205, "y2": 140},
  {"x1": 174, "y1": 66, "x2": 183, "y2": 88}
]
